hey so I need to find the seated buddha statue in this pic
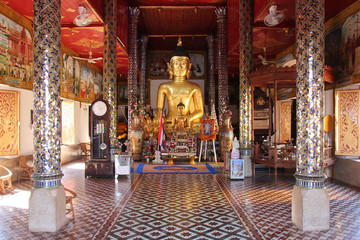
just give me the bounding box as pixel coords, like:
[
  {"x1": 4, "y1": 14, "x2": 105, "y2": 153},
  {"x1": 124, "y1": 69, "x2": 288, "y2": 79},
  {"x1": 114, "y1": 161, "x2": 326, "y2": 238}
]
[
  {"x1": 171, "y1": 102, "x2": 189, "y2": 131},
  {"x1": 155, "y1": 37, "x2": 204, "y2": 133}
]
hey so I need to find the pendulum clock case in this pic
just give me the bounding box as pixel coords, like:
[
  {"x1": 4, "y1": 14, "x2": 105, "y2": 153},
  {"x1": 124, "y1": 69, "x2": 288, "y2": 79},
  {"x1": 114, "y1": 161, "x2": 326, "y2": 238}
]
[{"x1": 85, "y1": 99, "x2": 114, "y2": 177}]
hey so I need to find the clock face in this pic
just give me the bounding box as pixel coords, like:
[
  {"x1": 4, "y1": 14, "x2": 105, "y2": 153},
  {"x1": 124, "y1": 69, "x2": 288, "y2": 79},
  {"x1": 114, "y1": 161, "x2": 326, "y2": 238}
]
[{"x1": 92, "y1": 101, "x2": 108, "y2": 116}]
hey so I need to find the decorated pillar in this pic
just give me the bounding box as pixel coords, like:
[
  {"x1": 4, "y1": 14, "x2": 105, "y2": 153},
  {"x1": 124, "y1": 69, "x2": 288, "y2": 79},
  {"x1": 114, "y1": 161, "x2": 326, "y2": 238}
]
[
  {"x1": 127, "y1": 7, "x2": 140, "y2": 128},
  {"x1": 238, "y1": 0, "x2": 253, "y2": 152},
  {"x1": 103, "y1": 0, "x2": 117, "y2": 147},
  {"x1": 29, "y1": 0, "x2": 66, "y2": 232},
  {"x1": 139, "y1": 35, "x2": 149, "y2": 108},
  {"x1": 206, "y1": 35, "x2": 216, "y2": 120},
  {"x1": 215, "y1": 7, "x2": 229, "y2": 125},
  {"x1": 292, "y1": 0, "x2": 329, "y2": 231}
]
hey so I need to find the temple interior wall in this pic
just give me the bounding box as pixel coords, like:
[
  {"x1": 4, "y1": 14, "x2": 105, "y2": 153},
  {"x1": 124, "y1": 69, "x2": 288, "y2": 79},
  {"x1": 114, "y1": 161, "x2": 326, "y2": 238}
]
[
  {"x1": 0, "y1": 82, "x2": 360, "y2": 187},
  {"x1": 0, "y1": 84, "x2": 90, "y2": 181}
]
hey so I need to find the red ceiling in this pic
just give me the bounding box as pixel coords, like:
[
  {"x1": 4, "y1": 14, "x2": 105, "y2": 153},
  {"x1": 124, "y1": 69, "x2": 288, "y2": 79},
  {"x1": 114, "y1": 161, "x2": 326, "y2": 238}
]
[{"x1": 3, "y1": 0, "x2": 360, "y2": 75}]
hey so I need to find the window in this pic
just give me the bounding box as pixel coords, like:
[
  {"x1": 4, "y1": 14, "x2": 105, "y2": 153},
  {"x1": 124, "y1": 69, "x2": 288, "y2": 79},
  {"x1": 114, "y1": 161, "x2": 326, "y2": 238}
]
[{"x1": 61, "y1": 100, "x2": 75, "y2": 145}]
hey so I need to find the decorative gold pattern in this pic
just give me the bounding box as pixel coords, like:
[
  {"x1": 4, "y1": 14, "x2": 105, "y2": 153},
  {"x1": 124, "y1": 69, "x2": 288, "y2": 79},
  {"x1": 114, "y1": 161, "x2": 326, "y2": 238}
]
[
  {"x1": 0, "y1": 90, "x2": 19, "y2": 155},
  {"x1": 335, "y1": 90, "x2": 360, "y2": 156},
  {"x1": 279, "y1": 101, "x2": 292, "y2": 143}
]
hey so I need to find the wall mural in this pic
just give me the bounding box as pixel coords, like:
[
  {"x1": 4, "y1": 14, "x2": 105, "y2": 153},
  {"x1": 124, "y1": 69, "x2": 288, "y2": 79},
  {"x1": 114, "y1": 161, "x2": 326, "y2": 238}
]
[
  {"x1": 62, "y1": 53, "x2": 80, "y2": 96},
  {"x1": 147, "y1": 51, "x2": 206, "y2": 79},
  {"x1": 80, "y1": 64, "x2": 94, "y2": 102},
  {"x1": 94, "y1": 72, "x2": 103, "y2": 99},
  {"x1": 0, "y1": 12, "x2": 33, "y2": 90},
  {"x1": 326, "y1": 10, "x2": 360, "y2": 87},
  {"x1": 0, "y1": 90, "x2": 19, "y2": 156}
]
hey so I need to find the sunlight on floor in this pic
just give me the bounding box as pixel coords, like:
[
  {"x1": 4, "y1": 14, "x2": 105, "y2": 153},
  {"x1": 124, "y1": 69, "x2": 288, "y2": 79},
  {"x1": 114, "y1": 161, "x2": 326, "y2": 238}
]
[
  {"x1": 64, "y1": 162, "x2": 85, "y2": 170},
  {"x1": 0, "y1": 190, "x2": 30, "y2": 209}
]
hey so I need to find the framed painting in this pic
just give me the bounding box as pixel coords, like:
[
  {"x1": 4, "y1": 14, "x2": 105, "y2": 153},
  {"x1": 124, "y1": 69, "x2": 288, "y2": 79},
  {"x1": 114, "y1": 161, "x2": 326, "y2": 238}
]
[
  {"x1": 230, "y1": 159, "x2": 244, "y2": 180},
  {"x1": 200, "y1": 119, "x2": 216, "y2": 141},
  {"x1": 0, "y1": 90, "x2": 20, "y2": 155}
]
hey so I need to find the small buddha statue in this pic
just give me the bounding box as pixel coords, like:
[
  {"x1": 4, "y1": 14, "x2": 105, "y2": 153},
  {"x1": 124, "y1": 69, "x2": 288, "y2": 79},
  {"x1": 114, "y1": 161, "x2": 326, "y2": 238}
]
[
  {"x1": 155, "y1": 37, "x2": 204, "y2": 130},
  {"x1": 144, "y1": 113, "x2": 153, "y2": 139},
  {"x1": 171, "y1": 102, "x2": 189, "y2": 131}
]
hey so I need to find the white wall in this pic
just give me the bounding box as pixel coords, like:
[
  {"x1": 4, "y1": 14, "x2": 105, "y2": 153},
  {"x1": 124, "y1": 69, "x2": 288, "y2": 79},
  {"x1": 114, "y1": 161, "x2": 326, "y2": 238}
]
[
  {"x1": 74, "y1": 101, "x2": 90, "y2": 144},
  {"x1": 0, "y1": 84, "x2": 90, "y2": 173}
]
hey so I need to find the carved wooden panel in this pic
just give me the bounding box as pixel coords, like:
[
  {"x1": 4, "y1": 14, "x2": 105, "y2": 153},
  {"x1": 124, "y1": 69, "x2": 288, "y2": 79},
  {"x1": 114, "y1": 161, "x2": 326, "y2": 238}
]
[
  {"x1": 0, "y1": 90, "x2": 20, "y2": 155},
  {"x1": 335, "y1": 90, "x2": 360, "y2": 156},
  {"x1": 279, "y1": 101, "x2": 292, "y2": 143}
]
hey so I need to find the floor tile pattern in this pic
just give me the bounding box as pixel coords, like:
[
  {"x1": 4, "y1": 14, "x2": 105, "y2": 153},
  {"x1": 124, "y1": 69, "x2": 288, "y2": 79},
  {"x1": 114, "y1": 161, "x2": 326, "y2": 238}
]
[
  {"x1": 218, "y1": 172, "x2": 360, "y2": 240},
  {"x1": 1, "y1": 161, "x2": 360, "y2": 239},
  {"x1": 0, "y1": 160, "x2": 135, "y2": 240},
  {"x1": 107, "y1": 174, "x2": 250, "y2": 240}
]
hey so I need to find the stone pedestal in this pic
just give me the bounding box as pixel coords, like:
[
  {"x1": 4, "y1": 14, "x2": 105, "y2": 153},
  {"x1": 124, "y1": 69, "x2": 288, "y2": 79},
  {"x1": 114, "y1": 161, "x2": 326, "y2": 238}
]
[
  {"x1": 29, "y1": 185, "x2": 66, "y2": 232},
  {"x1": 243, "y1": 155, "x2": 252, "y2": 177},
  {"x1": 292, "y1": 185, "x2": 330, "y2": 231}
]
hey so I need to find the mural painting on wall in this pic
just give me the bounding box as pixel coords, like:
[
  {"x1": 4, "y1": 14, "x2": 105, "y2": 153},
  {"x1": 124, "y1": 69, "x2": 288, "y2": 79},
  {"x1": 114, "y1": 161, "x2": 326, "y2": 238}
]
[
  {"x1": 326, "y1": 10, "x2": 360, "y2": 87},
  {"x1": 62, "y1": 53, "x2": 80, "y2": 98},
  {"x1": 94, "y1": 72, "x2": 103, "y2": 100},
  {"x1": 0, "y1": 90, "x2": 20, "y2": 156},
  {"x1": 0, "y1": 13, "x2": 33, "y2": 90},
  {"x1": 80, "y1": 64, "x2": 94, "y2": 102},
  {"x1": 147, "y1": 51, "x2": 206, "y2": 79}
]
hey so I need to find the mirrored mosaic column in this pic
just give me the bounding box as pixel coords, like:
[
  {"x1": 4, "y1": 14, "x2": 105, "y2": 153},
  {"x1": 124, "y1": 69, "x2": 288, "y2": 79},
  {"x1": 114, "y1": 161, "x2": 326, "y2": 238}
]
[
  {"x1": 206, "y1": 35, "x2": 217, "y2": 120},
  {"x1": 127, "y1": 8, "x2": 140, "y2": 128},
  {"x1": 32, "y1": 0, "x2": 63, "y2": 190},
  {"x1": 103, "y1": 0, "x2": 117, "y2": 147},
  {"x1": 292, "y1": 0, "x2": 329, "y2": 231},
  {"x1": 30, "y1": 0, "x2": 66, "y2": 232},
  {"x1": 139, "y1": 35, "x2": 148, "y2": 109},
  {"x1": 215, "y1": 7, "x2": 229, "y2": 125},
  {"x1": 238, "y1": 0, "x2": 253, "y2": 151}
]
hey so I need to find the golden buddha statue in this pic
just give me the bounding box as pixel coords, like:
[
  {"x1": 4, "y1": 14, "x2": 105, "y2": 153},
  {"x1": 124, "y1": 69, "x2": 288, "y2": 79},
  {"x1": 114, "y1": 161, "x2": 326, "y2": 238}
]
[
  {"x1": 171, "y1": 102, "x2": 189, "y2": 131},
  {"x1": 155, "y1": 37, "x2": 204, "y2": 133}
]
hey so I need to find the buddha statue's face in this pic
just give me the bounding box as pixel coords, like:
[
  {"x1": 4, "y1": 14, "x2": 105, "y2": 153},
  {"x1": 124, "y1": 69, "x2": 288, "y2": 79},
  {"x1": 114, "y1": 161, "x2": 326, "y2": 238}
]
[
  {"x1": 169, "y1": 56, "x2": 191, "y2": 79},
  {"x1": 177, "y1": 105, "x2": 185, "y2": 115}
]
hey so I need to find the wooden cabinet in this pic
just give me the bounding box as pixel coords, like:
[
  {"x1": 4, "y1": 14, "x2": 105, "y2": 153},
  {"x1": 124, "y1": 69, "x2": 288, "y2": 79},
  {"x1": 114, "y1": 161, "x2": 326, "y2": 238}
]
[{"x1": 85, "y1": 161, "x2": 114, "y2": 177}]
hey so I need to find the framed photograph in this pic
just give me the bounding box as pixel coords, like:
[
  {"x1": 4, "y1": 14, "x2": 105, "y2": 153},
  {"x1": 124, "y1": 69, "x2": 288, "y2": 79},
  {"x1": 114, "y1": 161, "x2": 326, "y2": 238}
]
[
  {"x1": 230, "y1": 159, "x2": 244, "y2": 179},
  {"x1": 200, "y1": 119, "x2": 216, "y2": 141}
]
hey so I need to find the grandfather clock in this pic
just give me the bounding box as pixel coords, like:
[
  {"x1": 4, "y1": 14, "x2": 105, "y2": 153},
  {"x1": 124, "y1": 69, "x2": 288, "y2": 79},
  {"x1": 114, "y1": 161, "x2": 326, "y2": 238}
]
[{"x1": 85, "y1": 99, "x2": 114, "y2": 177}]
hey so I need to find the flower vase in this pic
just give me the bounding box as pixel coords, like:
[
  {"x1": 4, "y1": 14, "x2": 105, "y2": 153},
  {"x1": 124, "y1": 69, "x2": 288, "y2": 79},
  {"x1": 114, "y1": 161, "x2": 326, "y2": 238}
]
[
  {"x1": 129, "y1": 116, "x2": 144, "y2": 161},
  {"x1": 220, "y1": 117, "x2": 234, "y2": 161}
]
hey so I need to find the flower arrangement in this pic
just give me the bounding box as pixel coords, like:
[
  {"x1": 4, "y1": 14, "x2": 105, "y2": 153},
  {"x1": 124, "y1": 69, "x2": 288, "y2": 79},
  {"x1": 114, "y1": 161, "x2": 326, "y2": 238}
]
[
  {"x1": 219, "y1": 107, "x2": 232, "y2": 119},
  {"x1": 130, "y1": 101, "x2": 146, "y2": 118},
  {"x1": 114, "y1": 140, "x2": 123, "y2": 149}
]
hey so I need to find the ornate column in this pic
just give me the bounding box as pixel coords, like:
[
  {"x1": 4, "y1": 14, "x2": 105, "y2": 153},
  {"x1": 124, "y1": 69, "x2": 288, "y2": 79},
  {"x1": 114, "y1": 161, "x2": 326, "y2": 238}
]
[
  {"x1": 238, "y1": 0, "x2": 253, "y2": 177},
  {"x1": 127, "y1": 7, "x2": 140, "y2": 128},
  {"x1": 139, "y1": 35, "x2": 148, "y2": 109},
  {"x1": 103, "y1": 0, "x2": 117, "y2": 147},
  {"x1": 215, "y1": 7, "x2": 229, "y2": 125},
  {"x1": 206, "y1": 35, "x2": 216, "y2": 120},
  {"x1": 29, "y1": 0, "x2": 66, "y2": 232},
  {"x1": 292, "y1": 0, "x2": 329, "y2": 231}
]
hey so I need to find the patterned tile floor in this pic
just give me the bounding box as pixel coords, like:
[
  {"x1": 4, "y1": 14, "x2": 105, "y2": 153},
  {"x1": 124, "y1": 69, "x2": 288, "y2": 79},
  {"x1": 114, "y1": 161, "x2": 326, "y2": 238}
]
[{"x1": 0, "y1": 159, "x2": 359, "y2": 239}]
